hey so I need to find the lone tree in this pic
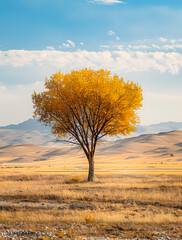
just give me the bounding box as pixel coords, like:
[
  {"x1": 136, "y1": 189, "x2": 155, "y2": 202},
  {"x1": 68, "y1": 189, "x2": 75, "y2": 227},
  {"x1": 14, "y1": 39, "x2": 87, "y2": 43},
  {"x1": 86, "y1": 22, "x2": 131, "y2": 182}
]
[{"x1": 32, "y1": 69, "x2": 143, "y2": 181}]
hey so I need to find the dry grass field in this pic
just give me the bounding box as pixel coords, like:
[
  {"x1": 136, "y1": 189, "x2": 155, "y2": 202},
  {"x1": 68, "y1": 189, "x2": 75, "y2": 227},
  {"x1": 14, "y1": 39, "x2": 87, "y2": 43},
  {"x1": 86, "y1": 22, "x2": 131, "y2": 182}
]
[
  {"x1": 0, "y1": 131, "x2": 182, "y2": 239},
  {"x1": 0, "y1": 166, "x2": 181, "y2": 239}
]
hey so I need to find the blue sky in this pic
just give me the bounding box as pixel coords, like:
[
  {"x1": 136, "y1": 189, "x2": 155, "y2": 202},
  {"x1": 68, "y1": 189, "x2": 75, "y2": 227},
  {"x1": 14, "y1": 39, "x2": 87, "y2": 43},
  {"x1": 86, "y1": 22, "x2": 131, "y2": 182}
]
[
  {"x1": 0, "y1": 0, "x2": 182, "y2": 126},
  {"x1": 1, "y1": 0, "x2": 182, "y2": 50}
]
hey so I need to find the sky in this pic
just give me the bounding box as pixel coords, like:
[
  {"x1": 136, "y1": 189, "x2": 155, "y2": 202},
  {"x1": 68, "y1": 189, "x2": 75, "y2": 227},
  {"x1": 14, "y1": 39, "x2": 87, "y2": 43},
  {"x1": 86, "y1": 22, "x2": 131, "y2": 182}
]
[{"x1": 0, "y1": 0, "x2": 182, "y2": 126}]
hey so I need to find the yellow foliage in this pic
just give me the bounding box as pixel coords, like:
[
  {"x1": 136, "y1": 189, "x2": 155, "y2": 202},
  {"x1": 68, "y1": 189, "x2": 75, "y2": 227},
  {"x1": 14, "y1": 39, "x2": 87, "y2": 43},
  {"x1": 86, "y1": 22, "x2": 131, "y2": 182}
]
[
  {"x1": 32, "y1": 68, "x2": 143, "y2": 179},
  {"x1": 32, "y1": 68, "x2": 142, "y2": 139}
]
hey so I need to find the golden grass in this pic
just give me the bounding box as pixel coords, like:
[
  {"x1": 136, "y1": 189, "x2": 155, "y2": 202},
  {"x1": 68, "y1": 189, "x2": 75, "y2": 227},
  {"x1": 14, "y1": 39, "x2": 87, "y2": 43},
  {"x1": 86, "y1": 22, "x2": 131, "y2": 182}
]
[
  {"x1": 0, "y1": 209, "x2": 181, "y2": 225},
  {"x1": 0, "y1": 166, "x2": 181, "y2": 238}
]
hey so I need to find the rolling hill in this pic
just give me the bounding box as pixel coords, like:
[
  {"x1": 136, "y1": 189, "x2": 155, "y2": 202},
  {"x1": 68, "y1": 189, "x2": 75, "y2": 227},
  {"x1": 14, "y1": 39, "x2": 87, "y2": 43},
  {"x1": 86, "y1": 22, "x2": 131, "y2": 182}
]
[
  {"x1": 0, "y1": 119, "x2": 182, "y2": 146},
  {"x1": 0, "y1": 130, "x2": 181, "y2": 174}
]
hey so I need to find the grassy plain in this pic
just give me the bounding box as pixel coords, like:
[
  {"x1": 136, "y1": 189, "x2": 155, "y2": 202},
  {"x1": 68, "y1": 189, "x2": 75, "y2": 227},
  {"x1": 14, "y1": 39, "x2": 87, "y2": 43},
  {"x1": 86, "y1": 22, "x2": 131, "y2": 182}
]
[
  {"x1": 0, "y1": 165, "x2": 181, "y2": 239},
  {"x1": 0, "y1": 131, "x2": 182, "y2": 238}
]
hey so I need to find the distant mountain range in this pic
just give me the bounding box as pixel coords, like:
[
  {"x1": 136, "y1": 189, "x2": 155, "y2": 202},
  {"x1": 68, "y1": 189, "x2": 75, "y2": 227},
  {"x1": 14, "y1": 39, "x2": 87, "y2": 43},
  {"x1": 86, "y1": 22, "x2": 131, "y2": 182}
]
[
  {"x1": 0, "y1": 119, "x2": 50, "y2": 132},
  {"x1": 0, "y1": 119, "x2": 53, "y2": 146},
  {"x1": 1, "y1": 119, "x2": 182, "y2": 134},
  {"x1": 135, "y1": 121, "x2": 182, "y2": 136},
  {"x1": 0, "y1": 119, "x2": 182, "y2": 145}
]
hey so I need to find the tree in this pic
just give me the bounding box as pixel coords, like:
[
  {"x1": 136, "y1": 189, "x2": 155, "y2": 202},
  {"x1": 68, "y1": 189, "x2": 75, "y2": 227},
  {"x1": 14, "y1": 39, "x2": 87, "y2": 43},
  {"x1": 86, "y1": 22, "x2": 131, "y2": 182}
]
[{"x1": 32, "y1": 68, "x2": 143, "y2": 182}]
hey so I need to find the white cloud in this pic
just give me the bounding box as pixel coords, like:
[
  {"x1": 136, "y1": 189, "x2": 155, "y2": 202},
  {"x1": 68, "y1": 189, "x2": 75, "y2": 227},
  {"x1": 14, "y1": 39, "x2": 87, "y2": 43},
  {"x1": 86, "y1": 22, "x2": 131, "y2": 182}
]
[
  {"x1": 62, "y1": 43, "x2": 70, "y2": 48},
  {"x1": 170, "y1": 39, "x2": 176, "y2": 44},
  {"x1": 67, "y1": 40, "x2": 75, "y2": 48},
  {"x1": 93, "y1": 0, "x2": 125, "y2": 4},
  {"x1": 150, "y1": 42, "x2": 182, "y2": 51},
  {"x1": 46, "y1": 46, "x2": 54, "y2": 50},
  {"x1": 159, "y1": 37, "x2": 168, "y2": 42},
  {"x1": 117, "y1": 45, "x2": 124, "y2": 50},
  {"x1": 100, "y1": 44, "x2": 110, "y2": 48},
  {"x1": 108, "y1": 30, "x2": 115, "y2": 36},
  {"x1": 162, "y1": 44, "x2": 182, "y2": 50},
  {"x1": 80, "y1": 42, "x2": 84, "y2": 46},
  {"x1": 159, "y1": 38, "x2": 182, "y2": 44},
  {"x1": 163, "y1": 44, "x2": 175, "y2": 50},
  {"x1": 1, "y1": 46, "x2": 182, "y2": 126},
  {"x1": 152, "y1": 44, "x2": 161, "y2": 49},
  {"x1": 175, "y1": 44, "x2": 182, "y2": 49},
  {"x1": 108, "y1": 31, "x2": 120, "y2": 41},
  {"x1": 62, "y1": 40, "x2": 75, "y2": 48},
  {"x1": 1, "y1": 49, "x2": 182, "y2": 75},
  {"x1": 92, "y1": 0, "x2": 125, "y2": 4},
  {"x1": 128, "y1": 45, "x2": 150, "y2": 50}
]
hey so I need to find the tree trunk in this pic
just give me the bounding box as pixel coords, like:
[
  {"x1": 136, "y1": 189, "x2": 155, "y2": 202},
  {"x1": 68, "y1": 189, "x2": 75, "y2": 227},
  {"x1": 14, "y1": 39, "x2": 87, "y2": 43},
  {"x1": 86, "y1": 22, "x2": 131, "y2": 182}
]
[{"x1": 88, "y1": 157, "x2": 94, "y2": 182}]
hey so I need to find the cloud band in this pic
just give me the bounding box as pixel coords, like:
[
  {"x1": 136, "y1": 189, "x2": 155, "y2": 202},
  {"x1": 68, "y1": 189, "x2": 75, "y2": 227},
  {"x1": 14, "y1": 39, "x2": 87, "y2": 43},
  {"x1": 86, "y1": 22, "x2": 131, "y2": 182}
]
[{"x1": 0, "y1": 50, "x2": 182, "y2": 75}]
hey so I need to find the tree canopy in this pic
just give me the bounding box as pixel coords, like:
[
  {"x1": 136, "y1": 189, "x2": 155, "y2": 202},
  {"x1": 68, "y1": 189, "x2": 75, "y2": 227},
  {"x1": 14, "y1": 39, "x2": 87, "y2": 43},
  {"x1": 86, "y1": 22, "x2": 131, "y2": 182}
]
[{"x1": 32, "y1": 68, "x2": 143, "y2": 181}]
